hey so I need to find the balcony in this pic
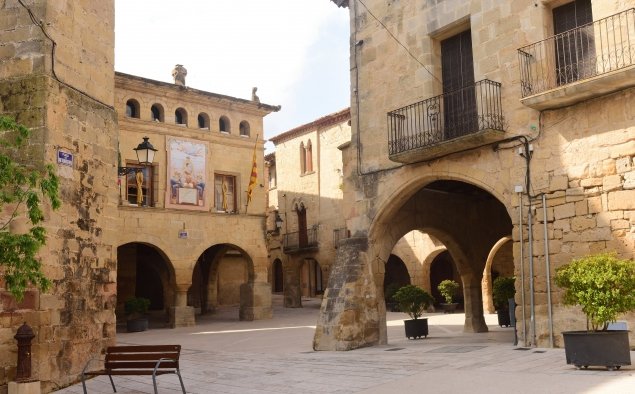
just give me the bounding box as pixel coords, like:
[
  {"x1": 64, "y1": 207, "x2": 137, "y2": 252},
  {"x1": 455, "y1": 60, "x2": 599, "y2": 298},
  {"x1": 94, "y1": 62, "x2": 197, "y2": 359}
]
[
  {"x1": 283, "y1": 227, "x2": 318, "y2": 254},
  {"x1": 518, "y1": 8, "x2": 635, "y2": 110},
  {"x1": 387, "y1": 79, "x2": 505, "y2": 163}
]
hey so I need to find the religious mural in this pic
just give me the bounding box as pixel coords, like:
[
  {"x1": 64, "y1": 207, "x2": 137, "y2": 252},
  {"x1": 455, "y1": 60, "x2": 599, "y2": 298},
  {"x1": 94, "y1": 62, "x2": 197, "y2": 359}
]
[{"x1": 166, "y1": 137, "x2": 208, "y2": 210}]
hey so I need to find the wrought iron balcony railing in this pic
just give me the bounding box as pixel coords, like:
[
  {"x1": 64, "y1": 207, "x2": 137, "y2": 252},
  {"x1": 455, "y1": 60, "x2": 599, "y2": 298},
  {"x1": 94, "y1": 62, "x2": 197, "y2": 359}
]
[
  {"x1": 518, "y1": 8, "x2": 635, "y2": 98},
  {"x1": 283, "y1": 227, "x2": 318, "y2": 253},
  {"x1": 387, "y1": 79, "x2": 504, "y2": 158}
]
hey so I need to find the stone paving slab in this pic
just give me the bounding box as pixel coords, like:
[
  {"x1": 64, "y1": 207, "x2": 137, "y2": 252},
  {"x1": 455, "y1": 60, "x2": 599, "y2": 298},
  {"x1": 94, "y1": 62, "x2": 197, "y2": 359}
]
[{"x1": 55, "y1": 297, "x2": 635, "y2": 394}]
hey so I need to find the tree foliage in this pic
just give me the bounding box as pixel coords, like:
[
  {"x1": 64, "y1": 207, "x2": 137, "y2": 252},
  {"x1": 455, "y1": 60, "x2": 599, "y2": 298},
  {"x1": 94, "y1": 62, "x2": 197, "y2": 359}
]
[
  {"x1": 1, "y1": 115, "x2": 61, "y2": 301},
  {"x1": 393, "y1": 285, "x2": 434, "y2": 320},
  {"x1": 437, "y1": 279, "x2": 460, "y2": 304},
  {"x1": 554, "y1": 253, "x2": 635, "y2": 331}
]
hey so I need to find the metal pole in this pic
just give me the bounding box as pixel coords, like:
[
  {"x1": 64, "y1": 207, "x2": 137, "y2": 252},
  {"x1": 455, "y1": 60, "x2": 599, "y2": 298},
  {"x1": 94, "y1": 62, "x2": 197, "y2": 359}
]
[
  {"x1": 518, "y1": 191, "x2": 526, "y2": 346},
  {"x1": 543, "y1": 194, "x2": 554, "y2": 348},
  {"x1": 528, "y1": 202, "x2": 536, "y2": 347}
]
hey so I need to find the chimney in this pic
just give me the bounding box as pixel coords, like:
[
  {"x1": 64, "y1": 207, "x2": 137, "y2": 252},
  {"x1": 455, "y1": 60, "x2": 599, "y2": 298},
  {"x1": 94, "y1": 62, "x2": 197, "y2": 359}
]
[{"x1": 172, "y1": 64, "x2": 187, "y2": 86}]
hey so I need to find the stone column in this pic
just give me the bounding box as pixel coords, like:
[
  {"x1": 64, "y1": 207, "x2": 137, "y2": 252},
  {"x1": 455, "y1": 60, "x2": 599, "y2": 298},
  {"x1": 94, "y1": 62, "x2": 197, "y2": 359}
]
[
  {"x1": 169, "y1": 283, "x2": 195, "y2": 328},
  {"x1": 283, "y1": 257, "x2": 302, "y2": 308},
  {"x1": 463, "y1": 273, "x2": 488, "y2": 333},
  {"x1": 239, "y1": 282, "x2": 272, "y2": 320},
  {"x1": 313, "y1": 237, "x2": 384, "y2": 350}
]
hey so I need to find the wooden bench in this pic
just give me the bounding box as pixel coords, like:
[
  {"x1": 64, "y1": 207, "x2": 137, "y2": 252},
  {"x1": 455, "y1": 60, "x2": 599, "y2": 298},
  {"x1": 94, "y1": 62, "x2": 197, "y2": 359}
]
[{"x1": 81, "y1": 345, "x2": 186, "y2": 394}]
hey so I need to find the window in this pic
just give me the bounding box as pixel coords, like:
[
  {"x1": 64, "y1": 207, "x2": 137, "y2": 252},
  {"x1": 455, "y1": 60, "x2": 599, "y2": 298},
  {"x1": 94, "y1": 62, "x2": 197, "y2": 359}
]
[
  {"x1": 305, "y1": 140, "x2": 313, "y2": 173},
  {"x1": 239, "y1": 121, "x2": 250, "y2": 137},
  {"x1": 151, "y1": 104, "x2": 164, "y2": 122},
  {"x1": 124, "y1": 164, "x2": 155, "y2": 207},
  {"x1": 125, "y1": 99, "x2": 140, "y2": 118},
  {"x1": 268, "y1": 164, "x2": 277, "y2": 189},
  {"x1": 219, "y1": 116, "x2": 230, "y2": 133},
  {"x1": 175, "y1": 108, "x2": 188, "y2": 125},
  {"x1": 300, "y1": 142, "x2": 306, "y2": 174},
  {"x1": 198, "y1": 113, "x2": 210, "y2": 129},
  {"x1": 553, "y1": 0, "x2": 594, "y2": 85},
  {"x1": 214, "y1": 174, "x2": 236, "y2": 212}
]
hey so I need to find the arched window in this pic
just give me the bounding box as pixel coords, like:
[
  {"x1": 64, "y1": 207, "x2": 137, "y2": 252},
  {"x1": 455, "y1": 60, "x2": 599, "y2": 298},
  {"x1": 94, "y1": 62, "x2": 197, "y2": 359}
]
[
  {"x1": 198, "y1": 113, "x2": 210, "y2": 129},
  {"x1": 219, "y1": 116, "x2": 230, "y2": 133},
  {"x1": 306, "y1": 140, "x2": 313, "y2": 173},
  {"x1": 125, "y1": 99, "x2": 140, "y2": 118},
  {"x1": 175, "y1": 108, "x2": 187, "y2": 126},
  {"x1": 150, "y1": 104, "x2": 164, "y2": 122},
  {"x1": 300, "y1": 142, "x2": 306, "y2": 174},
  {"x1": 239, "y1": 121, "x2": 250, "y2": 137}
]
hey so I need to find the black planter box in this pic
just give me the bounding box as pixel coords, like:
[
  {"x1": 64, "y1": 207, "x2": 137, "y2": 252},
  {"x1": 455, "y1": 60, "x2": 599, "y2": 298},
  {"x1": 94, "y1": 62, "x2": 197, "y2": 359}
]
[
  {"x1": 440, "y1": 303, "x2": 458, "y2": 314},
  {"x1": 404, "y1": 318, "x2": 428, "y2": 339},
  {"x1": 126, "y1": 318, "x2": 149, "y2": 332},
  {"x1": 562, "y1": 330, "x2": 631, "y2": 370},
  {"x1": 497, "y1": 308, "x2": 511, "y2": 327}
]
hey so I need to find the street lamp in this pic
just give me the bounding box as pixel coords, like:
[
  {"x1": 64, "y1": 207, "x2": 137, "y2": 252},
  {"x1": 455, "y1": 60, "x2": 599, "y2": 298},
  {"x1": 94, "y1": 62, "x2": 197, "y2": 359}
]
[
  {"x1": 274, "y1": 212, "x2": 284, "y2": 231},
  {"x1": 118, "y1": 137, "x2": 157, "y2": 176}
]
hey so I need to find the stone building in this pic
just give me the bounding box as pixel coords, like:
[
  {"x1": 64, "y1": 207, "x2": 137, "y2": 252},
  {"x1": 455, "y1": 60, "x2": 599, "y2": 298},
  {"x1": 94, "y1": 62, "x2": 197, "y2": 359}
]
[
  {"x1": 115, "y1": 70, "x2": 279, "y2": 328},
  {"x1": 1, "y1": 1, "x2": 118, "y2": 391},
  {"x1": 266, "y1": 108, "x2": 351, "y2": 307},
  {"x1": 315, "y1": 0, "x2": 635, "y2": 351}
]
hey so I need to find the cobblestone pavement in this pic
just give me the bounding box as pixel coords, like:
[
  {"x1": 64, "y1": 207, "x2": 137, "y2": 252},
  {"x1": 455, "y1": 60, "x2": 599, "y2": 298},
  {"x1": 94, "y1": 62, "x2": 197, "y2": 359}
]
[{"x1": 56, "y1": 296, "x2": 635, "y2": 394}]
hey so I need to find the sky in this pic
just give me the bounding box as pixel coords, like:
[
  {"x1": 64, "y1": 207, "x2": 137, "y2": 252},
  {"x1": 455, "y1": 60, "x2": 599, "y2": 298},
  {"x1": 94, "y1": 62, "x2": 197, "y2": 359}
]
[{"x1": 114, "y1": 0, "x2": 351, "y2": 146}]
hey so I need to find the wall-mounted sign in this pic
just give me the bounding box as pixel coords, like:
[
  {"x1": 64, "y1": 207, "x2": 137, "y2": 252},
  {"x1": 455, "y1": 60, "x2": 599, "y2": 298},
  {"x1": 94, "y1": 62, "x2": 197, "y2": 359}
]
[
  {"x1": 178, "y1": 230, "x2": 188, "y2": 239},
  {"x1": 57, "y1": 150, "x2": 73, "y2": 167}
]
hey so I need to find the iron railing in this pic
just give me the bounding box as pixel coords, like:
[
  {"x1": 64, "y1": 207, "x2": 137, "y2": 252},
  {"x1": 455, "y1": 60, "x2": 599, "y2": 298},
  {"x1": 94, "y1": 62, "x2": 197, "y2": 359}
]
[
  {"x1": 332, "y1": 227, "x2": 350, "y2": 248},
  {"x1": 283, "y1": 227, "x2": 318, "y2": 252},
  {"x1": 518, "y1": 8, "x2": 635, "y2": 97},
  {"x1": 387, "y1": 79, "x2": 504, "y2": 156}
]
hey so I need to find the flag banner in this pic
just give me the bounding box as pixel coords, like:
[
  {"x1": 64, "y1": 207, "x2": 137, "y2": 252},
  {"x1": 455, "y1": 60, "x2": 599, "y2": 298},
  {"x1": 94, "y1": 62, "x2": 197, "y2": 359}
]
[{"x1": 246, "y1": 135, "x2": 259, "y2": 212}]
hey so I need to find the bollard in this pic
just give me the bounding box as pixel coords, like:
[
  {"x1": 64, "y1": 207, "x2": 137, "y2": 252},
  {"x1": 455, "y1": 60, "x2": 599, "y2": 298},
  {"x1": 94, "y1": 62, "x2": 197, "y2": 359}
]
[{"x1": 14, "y1": 322, "x2": 35, "y2": 382}]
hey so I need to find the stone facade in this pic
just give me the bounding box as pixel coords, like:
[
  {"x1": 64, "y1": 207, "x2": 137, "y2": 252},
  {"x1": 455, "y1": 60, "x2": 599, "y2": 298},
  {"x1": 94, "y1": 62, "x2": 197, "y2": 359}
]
[
  {"x1": 315, "y1": 0, "x2": 635, "y2": 350},
  {"x1": 266, "y1": 109, "x2": 351, "y2": 307},
  {"x1": 115, "y1": 72, "x2": 279, "y2": 326},
  {"x1": 1, "y1": 1, "x2": 118, "y2": 392}
]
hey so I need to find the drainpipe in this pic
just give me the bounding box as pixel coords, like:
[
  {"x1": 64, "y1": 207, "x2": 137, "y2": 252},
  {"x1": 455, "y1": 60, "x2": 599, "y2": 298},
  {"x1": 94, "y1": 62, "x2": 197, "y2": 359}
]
[
  {"x1": 542, "y1": 194, "x2": 554, "y2": 348},
  {"x1": 517, "y1": 189, "x2": 527, "y2": 346},
  {"x1": 528, "y1": 201, "x2": 536, "y2": 347}
]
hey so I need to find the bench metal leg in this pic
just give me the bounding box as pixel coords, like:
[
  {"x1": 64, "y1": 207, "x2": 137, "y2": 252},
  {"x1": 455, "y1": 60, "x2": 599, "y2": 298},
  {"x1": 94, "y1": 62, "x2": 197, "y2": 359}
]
[
  {"x1": 152, "y1": 373, "x2": 158, "y2": 394},
  {"x1": 81, "y1": 373, "x2": 88, "y2": 394},
  {"x1": 176, "y1": 369, "x2": 187, "y2": 393},
  {"x1": 108, "y1": 374, "x2": 117, "y2": 393}
]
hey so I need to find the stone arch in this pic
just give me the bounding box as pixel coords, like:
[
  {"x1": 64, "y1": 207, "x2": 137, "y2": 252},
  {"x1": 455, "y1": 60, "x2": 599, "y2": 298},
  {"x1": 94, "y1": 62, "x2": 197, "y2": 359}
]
[
  {"x1": 116, "y1": 242, "x2": 176, "y2": 325},
  {"x1": 190, "y1": 243, "x2": 258, "y2": 320},
  {"x1": 198, "y1": 112, "x2": 210, "y2": 129},
  {"x1": 125, "y1": 98, "x2": 140, "y2": 118},
  {"x1": 239, "y1": 120, "x2": 250, "y2": 137},
  {"x1": 272, "y1": 258, "x2": 284, "y2": 293},
  {"x1": 175, "y1": 107, "x2": 188, "y2": 125},
  {"x1": 219, "y1": 116, "x2": 230, "y2": 133},
  {"x1": 150, "y1": 103, "x2": 165, "y2": 122},
  {"x1": 482, "y1": 236, "x2": 513, "y2": 313}
]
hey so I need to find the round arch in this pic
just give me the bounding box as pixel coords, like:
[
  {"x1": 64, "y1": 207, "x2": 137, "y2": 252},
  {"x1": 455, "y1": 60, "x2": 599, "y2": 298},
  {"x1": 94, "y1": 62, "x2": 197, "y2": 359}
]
[{"x1": 482, "y1": 236, "x2": 513, "y2": 313}]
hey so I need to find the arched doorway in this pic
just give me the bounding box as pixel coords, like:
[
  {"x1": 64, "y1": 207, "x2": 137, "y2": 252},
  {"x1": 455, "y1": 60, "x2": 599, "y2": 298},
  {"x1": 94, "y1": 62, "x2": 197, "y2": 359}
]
[
  {"x1": 429, "y1": 250, "x2": 461, "y2": 308},
  {"x1": 190, "y1": 243, "x2": 255, "y2": 319},
  {"x1": 272, "y1": 259, "x2": 284, "y2": 293},
  {"x1": 116, "y1": 243, "x2": 175, "y2": 326}
]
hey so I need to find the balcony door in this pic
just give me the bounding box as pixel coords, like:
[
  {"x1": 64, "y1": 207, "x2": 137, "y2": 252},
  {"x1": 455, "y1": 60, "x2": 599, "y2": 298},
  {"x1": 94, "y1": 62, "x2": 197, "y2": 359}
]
[
  {"x1": 553, "y1": 0, "x2": 594, "y2": 85},
  {"x1": 441, "y1": 30, "x2": 477, "y2": 139},
  {"x1": 296, "y1": 205, "x2": 308, "y2": 248}
]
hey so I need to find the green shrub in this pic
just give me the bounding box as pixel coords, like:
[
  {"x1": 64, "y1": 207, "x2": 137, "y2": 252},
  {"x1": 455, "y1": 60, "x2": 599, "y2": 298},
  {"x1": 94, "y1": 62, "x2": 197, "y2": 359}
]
[
  {"x1": 124, "y1": 297, "x2": 150, "y2": 318},
  {"x1": 554, "y1": 253, "x2": 635, "y2": 331},
  {"x1": 392, "y1": 285, "x2": 434, "y2": 320},
  {"x1": 437, "y1": 279, "x2": 460, "y2": 304},
  {"x1": 492, "y1": 276, "x2": 516, "y2": 310},
  {"x1": 384, "y1": 282, "x2": 401, "y2": 302}
]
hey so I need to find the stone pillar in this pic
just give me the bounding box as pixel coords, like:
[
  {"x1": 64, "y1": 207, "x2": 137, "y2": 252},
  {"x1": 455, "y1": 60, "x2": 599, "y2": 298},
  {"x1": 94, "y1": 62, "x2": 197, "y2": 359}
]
[
  {"x1": 463, "y1": 274, "x2": 488, "y2": 333},
  {"x1": 313, "y1": 237, "x2": 384, "y2": 350},
  {"x1": 169, "y1": 284, "x2": 195, "y2": 328},
  {"x1": 239, "y1": 282, "x2": 273, "y2": 320},
  {"x1": 283, "y1": 257, "x2": 302, "y2": 308}
]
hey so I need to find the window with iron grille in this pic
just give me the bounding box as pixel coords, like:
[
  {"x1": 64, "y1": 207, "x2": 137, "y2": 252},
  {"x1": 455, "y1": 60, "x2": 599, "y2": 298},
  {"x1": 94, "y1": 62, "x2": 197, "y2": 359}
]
[
  {"x1": 214, "y1": 174, "x2": 236, "y2": 212},
  {"x1": 124, "y1": 164, "x2": 156, "y2": 207}
]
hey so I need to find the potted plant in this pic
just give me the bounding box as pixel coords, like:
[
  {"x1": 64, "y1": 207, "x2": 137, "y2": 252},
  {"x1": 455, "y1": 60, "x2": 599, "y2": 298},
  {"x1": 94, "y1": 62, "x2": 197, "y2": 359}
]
[
  {"x1": 124, "y1": 297, "x2": 151, "y2": 332},
  {"x1": 384, "y1": 282, "x2": 401, "y2": 312},
  {"x1": 392, "y1": 285, "x2": 434, "y2": 339},
  {"x1": 554, "y1": 253, "x2": 635, "y2": 370},
  {"x1": 437, "y1": 279, "x2": 460, "y2": 313},
  {"x1": 492, "y1": 276, "x2": 515, "y2": 327}
]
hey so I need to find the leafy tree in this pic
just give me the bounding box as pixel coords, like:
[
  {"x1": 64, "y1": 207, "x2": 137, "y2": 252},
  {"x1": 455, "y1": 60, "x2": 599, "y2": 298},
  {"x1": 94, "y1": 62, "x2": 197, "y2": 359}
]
[
  {"x1": 393, "y1": 285, "x2": 434, "y2": 320},
  {"x1": 492, "y1": 276, "x2": 516, "y2": 310},
  {"x1": 554, "y1": 253, "x2": 635, "y2": 331},
  {"x1": 437, "y1": 279, "x2": 460, "y2": 304},
  {"x1": 1, "y1": 116, "x2": 61, "y2": 301}
]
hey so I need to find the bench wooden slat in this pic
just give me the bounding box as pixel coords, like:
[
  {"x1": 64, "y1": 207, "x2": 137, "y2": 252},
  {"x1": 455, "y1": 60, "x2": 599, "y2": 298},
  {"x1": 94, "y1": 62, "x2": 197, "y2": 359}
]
[
  {"x1": 106, "y1": 352, "x2": 179, "y2": 361},
  {"x1": 105, "y1": 361, "x2": 178, "y2": 369},
  {"x1": 85, "y1": 369, "x2": 176, "y2": 376},
  {"x1": 106, "y1": 345, "x2": 181, "y2": 353}
]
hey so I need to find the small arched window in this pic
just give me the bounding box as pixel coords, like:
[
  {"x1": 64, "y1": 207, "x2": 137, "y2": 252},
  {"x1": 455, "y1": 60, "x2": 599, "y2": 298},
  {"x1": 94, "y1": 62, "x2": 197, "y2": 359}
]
[
  {"x1": 219, "y1": 116, "x2": 230, "y2": 133},
  {"x1": 175, "y1": 108, "x2": 188, "y2": 126},
  {"x1": 306, "y1": 140, "x2": 313, "y2": 173},
  {"x1": 300, "y1": 142, "x2": 306, "y2": 174},
  {"x1": 239, "y1": 121, "x2": 250, "y2": 137},
  {"x1": 151, "y1": 104, "x2": 164, "y2": 122},
  {"x1": 198, "y1": 113, "x2": 210, "y2": 129},
  {"x1": 125, "y1": 99, "x2": 140, "y2": 118}
]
